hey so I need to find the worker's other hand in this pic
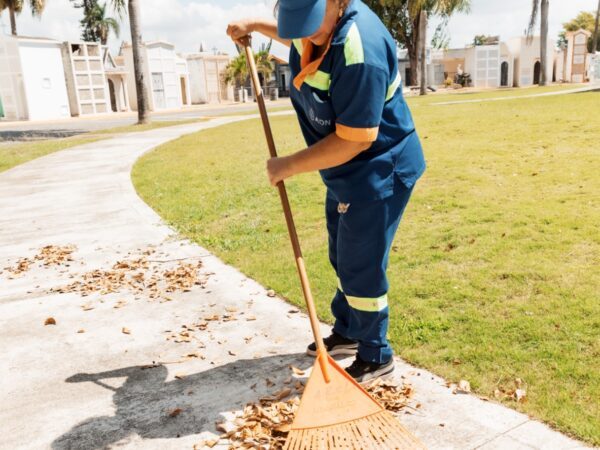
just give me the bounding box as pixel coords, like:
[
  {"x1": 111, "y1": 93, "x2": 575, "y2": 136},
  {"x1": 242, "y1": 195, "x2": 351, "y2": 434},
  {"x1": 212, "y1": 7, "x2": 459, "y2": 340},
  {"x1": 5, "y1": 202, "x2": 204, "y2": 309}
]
[
  {"x1": 267, "y1": 156, "x2": 292, "y2": 186},
  {"x1": 226, "y1": 20, "x2": 254, "y2": 46}
]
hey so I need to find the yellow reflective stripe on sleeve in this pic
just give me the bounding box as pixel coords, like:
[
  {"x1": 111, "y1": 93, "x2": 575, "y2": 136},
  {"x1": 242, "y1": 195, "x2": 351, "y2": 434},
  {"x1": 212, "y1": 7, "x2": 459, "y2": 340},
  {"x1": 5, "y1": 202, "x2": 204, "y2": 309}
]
[
  {"x1": 346, "y1": 293, "x2": 388, "y2": 312},
  {"x1": 344, "y1": 23, "x2": 364, "y2": 65},
  {"x1": 386, "y1": 71, "x2": 402, "y2": 101},
  {"x1": 292, "y1": 39, "x2": 303, "y2": 55},
  {"x1": 304, "y1": 70, "x2": 331, "y2": 91}
]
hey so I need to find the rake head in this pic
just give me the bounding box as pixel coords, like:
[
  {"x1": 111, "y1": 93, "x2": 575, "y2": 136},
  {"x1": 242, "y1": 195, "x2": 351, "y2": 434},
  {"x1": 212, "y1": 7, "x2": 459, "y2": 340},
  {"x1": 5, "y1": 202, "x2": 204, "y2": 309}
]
[{"x1": 283, "y1": 353, "x2": 426, "y2": 449}]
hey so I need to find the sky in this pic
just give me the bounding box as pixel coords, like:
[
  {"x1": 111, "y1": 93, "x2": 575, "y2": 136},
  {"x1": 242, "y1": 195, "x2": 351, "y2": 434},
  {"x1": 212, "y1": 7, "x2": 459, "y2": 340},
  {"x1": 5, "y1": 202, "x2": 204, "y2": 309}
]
[{"x1": 1, "y1": 0, "x2": 597, "y2": 58}]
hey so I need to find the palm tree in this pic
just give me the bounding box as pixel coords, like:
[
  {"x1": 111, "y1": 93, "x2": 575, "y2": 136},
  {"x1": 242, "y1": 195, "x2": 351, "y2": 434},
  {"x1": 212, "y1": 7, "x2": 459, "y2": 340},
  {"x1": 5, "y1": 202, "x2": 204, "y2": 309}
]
[
  {"x1": 527, "y1": 0, "x2": 550, "y2": 86},
  {"x1": 364, "y1": 0, "x2": 469, "y2": 92},
  {"x1": 256, "y1": 41, "x2": 274, "y2": 92},
  {"x1": 109, "y1": 0, "x2": 149, "y2": 124},
  {"x1": 223, "y1": 53, "x2": 249, "y2": 88},
  {"x1": 224, "y1": 41, "x2": 274, "y2": 101},
  {"x1": 78, "y1": 1, "x2": 119, "y2": 45},
  {"x1": 0, "y1": 0, "x2": 46, "y2": 36}
]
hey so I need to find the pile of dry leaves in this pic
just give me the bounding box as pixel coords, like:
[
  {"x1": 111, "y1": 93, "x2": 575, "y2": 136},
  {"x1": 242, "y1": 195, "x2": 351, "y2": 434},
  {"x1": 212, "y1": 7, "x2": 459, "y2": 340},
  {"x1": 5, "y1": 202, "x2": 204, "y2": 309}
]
[
  {"x1": 195, "y1": 368, "x2": 415, "y2": 450},
  {"x1": 51, "y1": 256, "x2": 205, "y2": 301},
  {"x1": 4, "y1": 245, "x2": 76, "y2": 277}
]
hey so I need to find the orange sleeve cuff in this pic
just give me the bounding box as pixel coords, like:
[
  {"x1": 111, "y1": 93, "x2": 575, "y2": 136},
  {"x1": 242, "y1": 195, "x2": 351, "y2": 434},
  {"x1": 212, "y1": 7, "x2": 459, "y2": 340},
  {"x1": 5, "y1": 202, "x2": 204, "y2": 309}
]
[{"x1": 335, "y1": 123, "x2": 379, "y2": 143}]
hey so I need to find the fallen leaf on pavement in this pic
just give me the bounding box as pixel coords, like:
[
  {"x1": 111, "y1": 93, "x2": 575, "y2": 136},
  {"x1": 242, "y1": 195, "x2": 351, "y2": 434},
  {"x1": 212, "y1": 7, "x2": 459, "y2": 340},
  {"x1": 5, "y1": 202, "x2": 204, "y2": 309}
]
[
  {"x1": 168, "y1": 408, "x2": 182, "y2": 417},
  {"x1": 290, "y1": 365, "x2": 305, "y2": 376},
  {"x1": 193, "y1": 439, "x2": 218, "y2": 449}
]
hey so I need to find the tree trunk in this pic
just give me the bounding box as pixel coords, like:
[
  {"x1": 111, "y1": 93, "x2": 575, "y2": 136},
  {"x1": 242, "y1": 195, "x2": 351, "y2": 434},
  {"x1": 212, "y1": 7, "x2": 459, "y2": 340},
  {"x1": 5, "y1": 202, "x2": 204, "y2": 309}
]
[
  {"x1": 407, "y1": 44, "x2": 418, "y2": 87},
  {"x1": 406, "y1": 15, "x2": 419, "y2": 87},
  {"x1": 592, "y1": 0, "x2": 600, "y2": 53},
  {"x1": 419, "y1": 10, "x2": 427, "y2": 95},
  {"x1": 9, "y1": 7, "x2": 17, "y2": 35},
  {"x1": 539, "y1": 0, "x2": 549, "y2": 86},
  {"x1": 128, "y1": 0, "x2": 150, "y2": 124}
]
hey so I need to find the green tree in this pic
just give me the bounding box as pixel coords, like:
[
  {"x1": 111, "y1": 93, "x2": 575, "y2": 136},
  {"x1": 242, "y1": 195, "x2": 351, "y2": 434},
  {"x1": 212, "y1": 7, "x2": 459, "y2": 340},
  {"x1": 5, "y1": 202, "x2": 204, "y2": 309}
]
[
  {"x1": 256, "y1": 41, "x2": 274, "y2": 91},
  {"x1": 73, "y1": 0, "x2": 119, "y2": 45},
  {"x1": 559, "y1": 10, "x2": 600, "y2": 52},
  {"x1": 526, "y1": 0, "x2": 550, "y2": 86},
  {"x1": 223, "y1": 52, "x2": 249, "y2": 88},
  {"x1": 364, "y1": 0, "x2": 470, "y2": 93},
  {"x1": 224, "y1": 41, "x2": 274, "y2": 96},
  {"x1": 472, "y1": 34, "x2": 499, "y2": 46},
  {"x1": 0, "y1": 0, "x2": 46, "y2": 36},
  {"x1": 431, "y1": 20, "x2": 450, "y2": 50}
]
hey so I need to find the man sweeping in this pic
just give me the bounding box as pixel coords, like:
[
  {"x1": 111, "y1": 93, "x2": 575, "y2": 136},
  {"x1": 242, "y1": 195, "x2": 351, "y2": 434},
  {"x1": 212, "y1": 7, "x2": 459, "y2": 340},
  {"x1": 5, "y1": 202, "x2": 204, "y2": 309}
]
[{"x1": 227, "y1": 0, "x2": 426, "y2": 384}]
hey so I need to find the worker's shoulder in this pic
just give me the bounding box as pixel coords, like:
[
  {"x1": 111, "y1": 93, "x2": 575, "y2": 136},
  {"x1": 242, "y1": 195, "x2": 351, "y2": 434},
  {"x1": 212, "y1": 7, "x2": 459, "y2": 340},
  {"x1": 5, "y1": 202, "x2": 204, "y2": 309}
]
[{"x1": 332, "y1": 1, "x2": 396, "y2": 71}]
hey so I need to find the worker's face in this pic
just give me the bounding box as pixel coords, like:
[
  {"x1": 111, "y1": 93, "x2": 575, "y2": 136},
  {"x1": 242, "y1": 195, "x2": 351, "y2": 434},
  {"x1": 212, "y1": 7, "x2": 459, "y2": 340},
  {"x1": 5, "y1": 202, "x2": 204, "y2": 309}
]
[{"x1": 307, "y1": 0, "x2": 340, "y2": 46}]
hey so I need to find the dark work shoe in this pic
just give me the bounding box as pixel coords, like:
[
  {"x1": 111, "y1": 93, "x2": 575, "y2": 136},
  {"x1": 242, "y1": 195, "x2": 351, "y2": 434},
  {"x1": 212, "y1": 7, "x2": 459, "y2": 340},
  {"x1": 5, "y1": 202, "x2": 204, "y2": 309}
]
[
  {"x1": 345, "y1": 355, "x2": 395, "y2": 384},
  {"x1": 306, "y1": 331, "x2": 358, "y2": 357}
]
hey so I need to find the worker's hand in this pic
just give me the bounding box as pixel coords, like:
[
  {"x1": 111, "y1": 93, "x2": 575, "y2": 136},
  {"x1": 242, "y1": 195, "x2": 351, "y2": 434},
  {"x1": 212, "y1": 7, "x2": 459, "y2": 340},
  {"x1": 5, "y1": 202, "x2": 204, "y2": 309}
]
[
  {"x1": 267, "y1": 156, "x2": 293, "y2": 186},
  {"x1": 226, "y1": 19, "x2": 255, "y2": 46}
]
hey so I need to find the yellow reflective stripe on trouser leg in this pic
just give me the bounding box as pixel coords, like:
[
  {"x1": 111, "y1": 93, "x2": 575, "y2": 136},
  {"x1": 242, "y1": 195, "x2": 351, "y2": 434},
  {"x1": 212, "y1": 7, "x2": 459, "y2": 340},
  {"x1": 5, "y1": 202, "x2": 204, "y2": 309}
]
[
  {"x1": 345, "y1": 294, "x2": 388, "y2": 312},
  {"x1": 337, "y1": 277, "x2": 388, "y2": 312}
]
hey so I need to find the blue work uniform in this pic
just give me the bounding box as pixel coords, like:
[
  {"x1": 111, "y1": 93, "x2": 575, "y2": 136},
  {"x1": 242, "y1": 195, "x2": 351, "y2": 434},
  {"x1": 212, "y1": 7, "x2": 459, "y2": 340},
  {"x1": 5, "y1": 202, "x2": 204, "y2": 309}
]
[{"x1": 288, "y1": 0, "x2": 426, "y2": 363}]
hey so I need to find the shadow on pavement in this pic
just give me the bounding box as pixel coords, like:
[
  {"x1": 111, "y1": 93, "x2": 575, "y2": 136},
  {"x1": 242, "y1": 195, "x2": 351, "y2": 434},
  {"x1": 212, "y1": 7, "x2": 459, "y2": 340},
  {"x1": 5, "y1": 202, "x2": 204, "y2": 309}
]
[
  {"x1": 52, "y1": 353, "x2": 308, "y2": 449},
  {"x1": 0, "y1": 129, "x2": 86, "y2": 141}
]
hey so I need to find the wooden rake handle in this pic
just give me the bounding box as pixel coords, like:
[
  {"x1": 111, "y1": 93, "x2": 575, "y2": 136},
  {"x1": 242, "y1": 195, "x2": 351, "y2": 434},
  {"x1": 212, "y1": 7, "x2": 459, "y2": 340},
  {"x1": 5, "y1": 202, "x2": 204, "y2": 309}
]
[{"x1": 240, "y1": 36, "x2": 330, "y2": 382}]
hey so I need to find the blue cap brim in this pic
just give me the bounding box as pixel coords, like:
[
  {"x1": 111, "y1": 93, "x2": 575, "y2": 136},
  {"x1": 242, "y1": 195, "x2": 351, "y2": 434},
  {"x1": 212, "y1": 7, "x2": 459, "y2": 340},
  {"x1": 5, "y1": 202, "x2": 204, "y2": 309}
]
[{"x1": 277, "y1": 0, "x2": 327, "y2": 39}]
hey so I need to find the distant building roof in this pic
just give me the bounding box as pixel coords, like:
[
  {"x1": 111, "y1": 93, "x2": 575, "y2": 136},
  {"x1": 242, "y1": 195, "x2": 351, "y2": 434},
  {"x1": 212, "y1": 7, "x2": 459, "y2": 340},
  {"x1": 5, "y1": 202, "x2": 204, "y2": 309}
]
[
  {"x1": 14, "y1": 35, "x2": 62, "y2": 45},
  {"x1": 184, "y1": 52, "x2": 231, "y2": 61},
  {"x1": 269, "y1": 54, "x2": 288, "y2": 65},
  {"x1": 119, "y1": 39, "x2": 175, "y2": 50},
  {"x1": 269, "y1": 41, "x2": 289, "y2": 64}
]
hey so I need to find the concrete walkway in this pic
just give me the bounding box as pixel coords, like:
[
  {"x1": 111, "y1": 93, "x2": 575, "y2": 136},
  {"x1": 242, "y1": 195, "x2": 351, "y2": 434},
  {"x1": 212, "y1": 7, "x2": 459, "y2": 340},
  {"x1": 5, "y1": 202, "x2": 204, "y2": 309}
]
[
  {"x1": 0, "y1": 99, "x2": 292, "y2": 140},
  {"x1": 431, "y1": 85, "x2": 599, "y2": 105},
  {"x1": 0, "y1": 117, "x2": 591, "y2": 450}
]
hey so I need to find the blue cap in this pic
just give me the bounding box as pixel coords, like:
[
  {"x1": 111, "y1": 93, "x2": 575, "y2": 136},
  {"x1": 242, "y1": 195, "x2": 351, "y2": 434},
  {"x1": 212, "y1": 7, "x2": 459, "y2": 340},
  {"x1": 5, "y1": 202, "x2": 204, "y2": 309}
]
[{"x1": 277, "y1": 0, "x2": 327, "y2": 39}]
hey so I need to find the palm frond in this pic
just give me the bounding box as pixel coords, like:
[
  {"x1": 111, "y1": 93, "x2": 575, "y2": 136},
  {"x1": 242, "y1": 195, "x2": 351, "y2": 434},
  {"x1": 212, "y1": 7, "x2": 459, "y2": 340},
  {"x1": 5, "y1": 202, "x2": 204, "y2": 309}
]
[
  {"x1": 1, "y1": 0, "x2": 25, "y2": 14},
  {"x1": 29, "y1": 0, "x2": 45, "y2": 16},
  {"x1": 526, "y1": 0, "x2": 539, "y2": 40},
  {"x1": 109, "y1": 0, "x2": 126, "y2": 19}
]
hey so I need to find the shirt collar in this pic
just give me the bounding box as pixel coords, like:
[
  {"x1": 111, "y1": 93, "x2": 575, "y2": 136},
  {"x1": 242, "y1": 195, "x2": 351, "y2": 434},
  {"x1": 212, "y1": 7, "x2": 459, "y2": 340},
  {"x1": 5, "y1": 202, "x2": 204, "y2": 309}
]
[{"x1": 331, "y1": 0, "x2": 358, "y2": 45}]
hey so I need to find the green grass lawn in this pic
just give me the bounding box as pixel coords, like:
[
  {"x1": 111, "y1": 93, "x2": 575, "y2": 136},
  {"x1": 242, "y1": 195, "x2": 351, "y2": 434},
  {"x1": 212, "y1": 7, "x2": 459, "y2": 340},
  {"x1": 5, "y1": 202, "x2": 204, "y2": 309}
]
[
  {"x1": 0, "y1": 119, "x2": 204, "y2": 173},
  {"x1": 408, "y1": 83, "x2": 589, "y2": 106},
  {"x1": 0, "y1": 135, "x2": 104, "y2": 173},
  {"x1": 134, "y1": 91, "x2": 600, "y2": 444}
]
